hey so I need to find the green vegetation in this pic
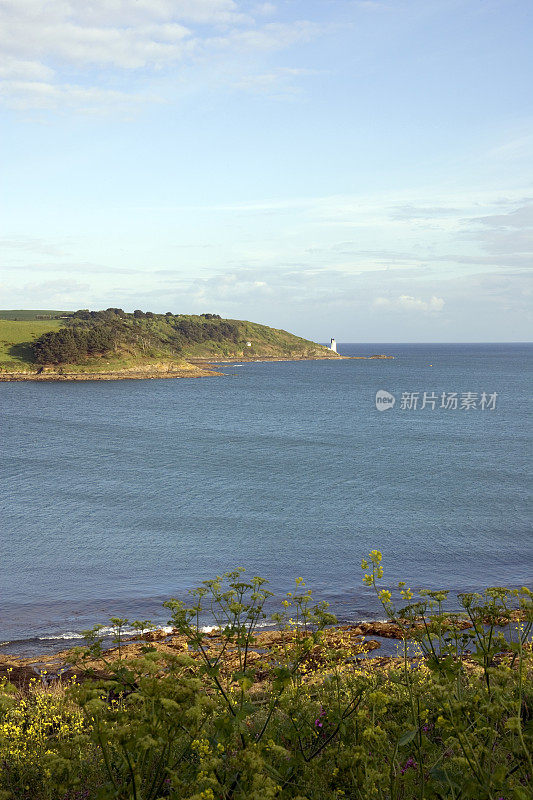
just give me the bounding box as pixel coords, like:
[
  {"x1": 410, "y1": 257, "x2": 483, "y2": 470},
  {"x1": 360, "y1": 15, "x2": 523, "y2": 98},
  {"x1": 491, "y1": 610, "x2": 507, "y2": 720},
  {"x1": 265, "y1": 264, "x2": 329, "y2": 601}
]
[
  {"x1": 1, "y1": 552, "x2": 531, "y2": 799},
  {"x1": 0, "y1": 308, "x2": 337, "y2": 374},
  {"x1": 0, "y1": 310, "x2": 72, "y2": 321},
  {"x1": 0, "y1": 319, "x2": 66, "y2": 369}
]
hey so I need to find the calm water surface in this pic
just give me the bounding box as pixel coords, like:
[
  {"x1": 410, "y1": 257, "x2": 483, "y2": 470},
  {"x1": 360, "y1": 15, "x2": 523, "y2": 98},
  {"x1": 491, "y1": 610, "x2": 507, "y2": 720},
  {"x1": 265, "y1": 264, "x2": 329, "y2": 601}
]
[{"x1": 1, "y1": 343, "x2": 531, "y2": 655}]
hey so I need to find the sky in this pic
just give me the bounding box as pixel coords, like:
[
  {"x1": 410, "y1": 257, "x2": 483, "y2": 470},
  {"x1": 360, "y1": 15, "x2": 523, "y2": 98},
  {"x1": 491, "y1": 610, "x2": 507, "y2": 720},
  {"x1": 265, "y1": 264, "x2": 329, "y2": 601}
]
[{"x1": 1, "y1": 0, "x2": 532, "y2": 342}]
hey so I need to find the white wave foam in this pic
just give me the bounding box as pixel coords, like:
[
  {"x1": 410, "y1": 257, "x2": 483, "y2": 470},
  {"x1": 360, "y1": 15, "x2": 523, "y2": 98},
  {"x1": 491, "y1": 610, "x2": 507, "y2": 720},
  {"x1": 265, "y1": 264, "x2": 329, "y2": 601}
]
[
  {"x1": 35, "y1": 620, "x2": 287, "y2": 645},
  {"x1": 39, "y1": 624, "x2": 175, "y2": 642},
  {"x1": 141, "y1": 626, "x2": 174, "y2": 636},
  {"x1": 199, "y1": 620, "x2": 274, "y2": 634}
]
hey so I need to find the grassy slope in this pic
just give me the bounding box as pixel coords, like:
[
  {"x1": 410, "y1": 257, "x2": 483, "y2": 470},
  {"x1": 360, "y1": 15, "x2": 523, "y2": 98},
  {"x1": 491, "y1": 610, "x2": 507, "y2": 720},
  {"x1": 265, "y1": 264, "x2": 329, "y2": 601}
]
[
  {"x1": 0, "y1": 314, "x2": 337, "y2": 374},
  {"x1": 0, "y1": 319, "x2": 66, "y2": 368},
  {"x1": 176, "y1": 317, "x2": 335, "y2": 359}
]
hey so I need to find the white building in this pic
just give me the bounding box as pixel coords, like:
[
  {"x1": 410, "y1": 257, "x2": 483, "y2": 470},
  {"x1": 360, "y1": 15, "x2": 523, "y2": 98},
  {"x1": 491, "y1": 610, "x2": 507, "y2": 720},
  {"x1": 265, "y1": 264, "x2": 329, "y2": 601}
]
[{"x1": 329, "y1": 338, "x2": 337, "y2": 353}]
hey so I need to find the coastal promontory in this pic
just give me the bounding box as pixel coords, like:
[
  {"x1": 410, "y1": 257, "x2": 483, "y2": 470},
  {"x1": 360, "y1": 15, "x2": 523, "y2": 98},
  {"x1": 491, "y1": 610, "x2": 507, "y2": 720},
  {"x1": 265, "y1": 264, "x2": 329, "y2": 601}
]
[{"x1": 0, "y1": 308, "x2": 342, "y2": 381}]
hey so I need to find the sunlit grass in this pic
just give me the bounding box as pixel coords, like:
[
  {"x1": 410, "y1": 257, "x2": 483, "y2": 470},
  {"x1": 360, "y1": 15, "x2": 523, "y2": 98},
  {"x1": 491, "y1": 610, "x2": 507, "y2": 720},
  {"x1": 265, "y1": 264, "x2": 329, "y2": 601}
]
[{"x1": 0, "y1": 319, "x2": 65, "y2": 368}]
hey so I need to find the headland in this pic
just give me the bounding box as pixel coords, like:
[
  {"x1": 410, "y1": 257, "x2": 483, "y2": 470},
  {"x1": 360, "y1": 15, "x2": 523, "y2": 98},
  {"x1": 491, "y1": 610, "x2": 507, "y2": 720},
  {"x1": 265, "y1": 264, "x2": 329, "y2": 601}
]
[{"x1": 0, "y1": 309, "x2": 392, "y2": 381}]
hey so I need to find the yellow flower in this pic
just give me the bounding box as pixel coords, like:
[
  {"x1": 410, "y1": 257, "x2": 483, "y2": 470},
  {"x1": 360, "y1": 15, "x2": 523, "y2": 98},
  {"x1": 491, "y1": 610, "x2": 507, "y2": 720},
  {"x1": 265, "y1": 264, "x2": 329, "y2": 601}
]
[{"x1": 378, "y1": 590, "x2": 392, "y2": 604}]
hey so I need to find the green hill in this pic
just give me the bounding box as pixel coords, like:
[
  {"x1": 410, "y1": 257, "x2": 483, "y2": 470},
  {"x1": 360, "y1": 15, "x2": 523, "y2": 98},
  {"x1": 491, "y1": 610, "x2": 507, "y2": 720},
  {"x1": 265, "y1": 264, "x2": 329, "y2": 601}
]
[
  {"x1": 0, "y1": 309, "x2": 340, "y2": 379},
  {"x1": 0, "y1": 318, "x2": 67, "y2": 367},
  {"x1": 0, "y1": 309, "x2": 72, "y2": 321}
]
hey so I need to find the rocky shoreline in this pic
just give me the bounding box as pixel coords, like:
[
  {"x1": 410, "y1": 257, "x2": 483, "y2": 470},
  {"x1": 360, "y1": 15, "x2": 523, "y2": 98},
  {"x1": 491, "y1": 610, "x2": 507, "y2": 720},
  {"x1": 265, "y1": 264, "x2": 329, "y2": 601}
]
[
  {"x1": 1, "y1": 610, "x2": 525, "y2": 691},
  {"x1": 0, "y1": 622, "x2": 387, "y2": 691},
  {"x1": 0, "y1": 362, "x2": 221, "y2": 381},
  {"x1": 0, "y1": 353, "x2": 393, "y2": 381}
]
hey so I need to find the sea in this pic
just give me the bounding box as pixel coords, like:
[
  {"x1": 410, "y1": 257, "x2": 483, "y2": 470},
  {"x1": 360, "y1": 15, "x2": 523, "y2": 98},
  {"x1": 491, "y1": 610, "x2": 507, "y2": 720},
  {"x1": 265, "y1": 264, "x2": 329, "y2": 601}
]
[{"x1": 1, "y1": 343, "x2": 531, "y2": 657}]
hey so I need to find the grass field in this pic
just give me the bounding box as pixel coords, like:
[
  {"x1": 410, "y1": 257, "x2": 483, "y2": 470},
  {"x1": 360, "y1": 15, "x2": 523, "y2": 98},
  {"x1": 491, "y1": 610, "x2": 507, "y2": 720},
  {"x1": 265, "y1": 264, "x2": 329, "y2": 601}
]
[
  {"x1": 0, "y1": 319, "x2": 65, "y2": 368},
  {"x1": 0, "y1": 309, "x2": 71, "y2": 321}
]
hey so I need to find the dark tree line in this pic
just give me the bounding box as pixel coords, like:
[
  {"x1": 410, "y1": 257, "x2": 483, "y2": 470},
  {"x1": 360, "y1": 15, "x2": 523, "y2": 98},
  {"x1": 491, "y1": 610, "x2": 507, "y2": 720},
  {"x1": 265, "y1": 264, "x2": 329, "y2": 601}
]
[
  {"x1": 31, "y1": 309, "x2": 241, "y2": 364},
  {"x1": 171, "y1": 318, "x2": 239, "y2": 344},
  {"x1": 71, "y1": 308, "x2": 127, "y2": 321},
  {"x1": 32, "y1": 326, "x2": 117, "y2": 364}
]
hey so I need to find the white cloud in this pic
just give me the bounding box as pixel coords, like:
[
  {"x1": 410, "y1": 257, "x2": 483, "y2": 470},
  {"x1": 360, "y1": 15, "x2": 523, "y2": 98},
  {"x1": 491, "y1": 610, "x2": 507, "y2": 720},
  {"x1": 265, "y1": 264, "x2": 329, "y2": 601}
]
[
  {"x1": 254, "y1": 3, "x2": 276, "y2": 16},
  {"x1": 75, "y1": 0, "x2": 250, "y2": 26},
  {"x1": 232, "y1": 66, "x2": 320, "y2": 94},
  {"x1": 0, "y1": 80, "x2": 152, "y2": 113},
  {"x1": 22, "y1": 278, "x2": 91, "y2": 303},
  {"x1": 0, "y1": 56, "x2": 55, "y2": 81},
  {"x1": 473, "y1": 203, "x2": 533, "y2": 231},
  {"x1": 373, "y1": 295, "x2": 445, "y2": 313},
  {"x1": 204, "y1": 21, "x2": 319, "y2": 54},
  {"x1": 0, "y1": 0, "x2": 322, "y2": 111}
]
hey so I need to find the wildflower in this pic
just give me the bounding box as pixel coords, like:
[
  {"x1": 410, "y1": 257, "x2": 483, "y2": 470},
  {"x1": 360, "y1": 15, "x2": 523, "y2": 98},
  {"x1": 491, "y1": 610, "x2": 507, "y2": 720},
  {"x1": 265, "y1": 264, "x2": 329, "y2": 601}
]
[
  {"x1": 401, "y1": 757, "x2": 418, "y2": 775},
  {"x1": 378, "y1": 590, "x2": 392, "y2": 604}
]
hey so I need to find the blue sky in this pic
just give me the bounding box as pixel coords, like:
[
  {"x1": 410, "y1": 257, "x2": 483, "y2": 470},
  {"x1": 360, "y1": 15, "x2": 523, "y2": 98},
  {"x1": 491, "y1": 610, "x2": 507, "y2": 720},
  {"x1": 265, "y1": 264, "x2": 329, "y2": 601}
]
[{"x1": 1, "y1": 0, "x2": 532, "y2": 341}]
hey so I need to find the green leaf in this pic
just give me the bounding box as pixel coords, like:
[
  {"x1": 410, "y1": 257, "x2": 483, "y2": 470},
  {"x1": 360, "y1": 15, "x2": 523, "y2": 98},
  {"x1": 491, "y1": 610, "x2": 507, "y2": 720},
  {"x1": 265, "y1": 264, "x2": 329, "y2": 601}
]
[
  {"x1": 398, "y1": 728, "x2": 418, "y2": 747},
  {"x1": 429, "y1": 766, "x2": 460, "y2": 790}
]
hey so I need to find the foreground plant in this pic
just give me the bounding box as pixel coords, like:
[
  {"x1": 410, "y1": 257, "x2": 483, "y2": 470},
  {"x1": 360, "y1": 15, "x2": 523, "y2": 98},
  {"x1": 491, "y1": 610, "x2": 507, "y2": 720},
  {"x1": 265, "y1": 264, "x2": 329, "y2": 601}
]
[
  {"x1": 360, "y1": 549, "x2": 533, "y2": 799},
  {"x1": 0, "y1": 556, "x2": 531, "y2": 800},
  {"x1": 0, "y1": 675, "x2": 99, "y2": 800}
]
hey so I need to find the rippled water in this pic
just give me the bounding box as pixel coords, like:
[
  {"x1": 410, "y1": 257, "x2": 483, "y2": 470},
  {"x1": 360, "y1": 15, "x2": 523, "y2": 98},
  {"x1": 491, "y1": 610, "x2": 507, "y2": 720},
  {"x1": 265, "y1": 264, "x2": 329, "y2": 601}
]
[{"x1": 1, "y1": 343, "x2": 531, "y2": 655}]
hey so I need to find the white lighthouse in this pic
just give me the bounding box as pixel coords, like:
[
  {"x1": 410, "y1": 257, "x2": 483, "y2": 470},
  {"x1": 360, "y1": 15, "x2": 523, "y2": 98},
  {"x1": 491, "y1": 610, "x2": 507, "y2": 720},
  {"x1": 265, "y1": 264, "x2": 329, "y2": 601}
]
[{"x1": 329, "y1": 338, "x2": 337, "y2": 353}]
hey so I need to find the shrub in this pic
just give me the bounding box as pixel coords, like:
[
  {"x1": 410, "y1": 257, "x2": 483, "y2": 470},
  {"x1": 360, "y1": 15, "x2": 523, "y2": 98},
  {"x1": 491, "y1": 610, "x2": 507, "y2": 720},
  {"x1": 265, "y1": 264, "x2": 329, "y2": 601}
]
[{"x1": 0, "y1": 556, "x2": 531, "y2": 799}]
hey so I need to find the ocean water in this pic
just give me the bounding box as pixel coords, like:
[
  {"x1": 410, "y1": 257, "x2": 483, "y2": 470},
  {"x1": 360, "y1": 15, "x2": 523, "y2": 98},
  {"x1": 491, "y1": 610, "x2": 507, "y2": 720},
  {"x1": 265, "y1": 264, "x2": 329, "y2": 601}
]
[{"x1": 1, "y1": 343, "x2": 531, "y2": 656}]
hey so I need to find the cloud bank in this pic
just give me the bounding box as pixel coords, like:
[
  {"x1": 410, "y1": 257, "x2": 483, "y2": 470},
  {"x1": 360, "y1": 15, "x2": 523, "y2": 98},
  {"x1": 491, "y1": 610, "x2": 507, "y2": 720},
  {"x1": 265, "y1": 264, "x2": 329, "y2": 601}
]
[{"x1": 0, "y1": 0, "x2": 321, "y2": 110}]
